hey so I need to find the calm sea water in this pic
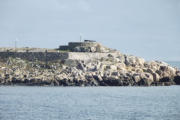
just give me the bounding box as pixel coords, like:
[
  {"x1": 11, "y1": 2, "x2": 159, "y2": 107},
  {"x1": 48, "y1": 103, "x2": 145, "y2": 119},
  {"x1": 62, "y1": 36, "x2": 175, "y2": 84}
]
[
  {"x1": 0, "y1": 62, "x2": 180, "y2": 120},
  {"x1": 167, "y1": 61, "x2": 180, "y2": 69},
  {"x1": 0, "y1": 86, "x2": 180, "y2": 120}
]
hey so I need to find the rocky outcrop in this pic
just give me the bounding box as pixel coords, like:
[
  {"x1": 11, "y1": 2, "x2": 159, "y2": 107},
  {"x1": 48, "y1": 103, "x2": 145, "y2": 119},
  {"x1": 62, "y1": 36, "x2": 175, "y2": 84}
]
[
  {"x1": 0, "y1": 42, "x2": 179, "y2": 86},
  {"x1": 0, "y1": 51, "x2": 179, "y2": 86}
]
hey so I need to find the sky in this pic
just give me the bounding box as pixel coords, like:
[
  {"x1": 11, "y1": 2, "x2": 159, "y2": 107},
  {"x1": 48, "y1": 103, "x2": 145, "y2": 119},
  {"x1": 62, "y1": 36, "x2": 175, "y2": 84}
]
[{"x1": 0, "y1": 0, "x2": 180, "y2": 61}]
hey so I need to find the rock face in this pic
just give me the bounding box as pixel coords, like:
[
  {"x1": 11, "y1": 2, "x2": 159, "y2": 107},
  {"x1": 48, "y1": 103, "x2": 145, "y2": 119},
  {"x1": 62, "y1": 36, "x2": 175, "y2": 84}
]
[
  {"x1": 0, "y1": 53, "x2": 179, "y2": 86},
  {"x1": 0, "y1": 41, "x2": 180, "y2": 86}
]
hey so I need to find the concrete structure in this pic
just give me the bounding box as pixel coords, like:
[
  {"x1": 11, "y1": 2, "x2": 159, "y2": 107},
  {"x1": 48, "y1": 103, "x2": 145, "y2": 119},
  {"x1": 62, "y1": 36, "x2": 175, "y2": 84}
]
[
  {"x1": 59, "y1": 40, "x2": 98, "y2": 52},
  {"x1": 58, "y1": 40, "x2": 115, "y2": 53},
  {"x1": 0, "y1": 40, "x2": 117, "y2": 61}
]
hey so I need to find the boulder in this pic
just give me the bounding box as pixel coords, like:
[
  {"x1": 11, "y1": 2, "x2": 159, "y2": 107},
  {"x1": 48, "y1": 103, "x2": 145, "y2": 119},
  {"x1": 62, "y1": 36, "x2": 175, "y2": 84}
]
[
  {"x1": 139, "y1": 73, "x2": 154, "y2": 86},
  {"x1": 133, "y1": 74, "x2": 141, "y2": 83},
  {"x1": 101, "y1": 76, "x2": 122, "y2": 86},
  {"x1": 152, "y1": 72, "x2": 160, "y2": 82},
  {"x1": 93, "y1": 74, "x2": 103, "y2": 81},
  {"x1": 106, "y1": 65, "x2": 117, "y2": 71},
  {"x1": 174, "y1": 76, "x2": 180, "y2": 85}
]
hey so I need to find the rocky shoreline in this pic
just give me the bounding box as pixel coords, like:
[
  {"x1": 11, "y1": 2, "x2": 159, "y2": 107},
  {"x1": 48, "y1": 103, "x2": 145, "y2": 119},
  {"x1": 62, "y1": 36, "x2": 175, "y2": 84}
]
[
  {"x1": 0, "y1": 41, "x2": 180, "y2": 86},
  {"x1": 0, "y1": 51, "x2": 180, "y2": 86}
]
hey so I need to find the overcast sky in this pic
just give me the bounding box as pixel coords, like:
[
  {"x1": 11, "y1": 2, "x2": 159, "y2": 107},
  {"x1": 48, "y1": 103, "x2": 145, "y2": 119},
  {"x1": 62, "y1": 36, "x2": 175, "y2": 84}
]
[{"x1": 0, "y1": 0, "x2": 180, "y2": 61}]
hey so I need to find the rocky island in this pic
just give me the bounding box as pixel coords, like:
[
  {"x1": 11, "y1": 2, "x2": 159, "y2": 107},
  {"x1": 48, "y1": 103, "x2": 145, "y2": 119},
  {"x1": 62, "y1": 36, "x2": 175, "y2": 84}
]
[{"x1": 0, "y1": 40, "x2": 180, "y2": 86}]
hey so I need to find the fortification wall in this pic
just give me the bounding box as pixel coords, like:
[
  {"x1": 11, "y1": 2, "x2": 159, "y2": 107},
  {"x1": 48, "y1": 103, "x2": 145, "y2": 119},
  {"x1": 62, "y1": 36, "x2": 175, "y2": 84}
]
[
  {"x1": 0, "y1": 51, "x2": 120, "y2": 61},
  {"x1": 0, "y1": 52, "x2": 69, "y2": 61},
  {"x1": 68, "y1": 42, "x2": 98, "y2": 51},
  {"x1": 67, "y1": 52, "x2": 120, "y2": 60}
]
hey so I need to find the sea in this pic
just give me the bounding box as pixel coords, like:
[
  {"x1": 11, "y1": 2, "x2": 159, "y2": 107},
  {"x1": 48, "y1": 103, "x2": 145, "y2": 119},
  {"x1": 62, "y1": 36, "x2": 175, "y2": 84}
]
[{"x1": 0, "y1": 62, "x2": 180, "y2": 120}]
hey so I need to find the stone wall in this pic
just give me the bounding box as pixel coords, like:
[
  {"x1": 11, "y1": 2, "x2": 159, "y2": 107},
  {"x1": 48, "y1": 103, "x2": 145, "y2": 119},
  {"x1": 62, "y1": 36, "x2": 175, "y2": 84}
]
[
  {"x1": 0, "y1": 51, "x2": 120, "y2": 61},
  {"x1": 0, "y1": 52, "x2": 68, "y2": 61},
  {"x1": 67, "y1": 52, "x2": 120, "y2": 60}
]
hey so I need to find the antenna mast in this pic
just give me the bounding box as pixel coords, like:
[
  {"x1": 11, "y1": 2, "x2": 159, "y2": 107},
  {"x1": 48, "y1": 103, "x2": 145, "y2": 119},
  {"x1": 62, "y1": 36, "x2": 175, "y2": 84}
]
[{"x1": 80, "y1": 33, "x2": 82, "y2": 42}]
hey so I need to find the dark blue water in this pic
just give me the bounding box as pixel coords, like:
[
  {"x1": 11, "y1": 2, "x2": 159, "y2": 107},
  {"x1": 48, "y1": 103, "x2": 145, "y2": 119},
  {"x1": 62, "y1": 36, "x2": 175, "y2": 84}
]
[{"x1": 0, "y1": 62, "x2": 180, "y2": 120}]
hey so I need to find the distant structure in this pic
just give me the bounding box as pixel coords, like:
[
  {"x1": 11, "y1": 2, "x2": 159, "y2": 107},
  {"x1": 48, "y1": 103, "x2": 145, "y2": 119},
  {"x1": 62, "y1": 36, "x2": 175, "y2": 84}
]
[
  {"x1": 84, "y1": 40, "x2": 96, "y2": 42},
  {"x1": 0, "y1": 40, "x2": 117, "y2": 62},
  {"x1": 59, "y1": 40, "x2": 102, "y2": 52}
]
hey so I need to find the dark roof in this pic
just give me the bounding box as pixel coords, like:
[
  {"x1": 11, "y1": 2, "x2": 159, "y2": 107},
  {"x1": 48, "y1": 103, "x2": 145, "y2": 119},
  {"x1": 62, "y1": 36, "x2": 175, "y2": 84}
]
[{"x1": 84, "y1": 40, "x2": 96, "y2": 42}]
